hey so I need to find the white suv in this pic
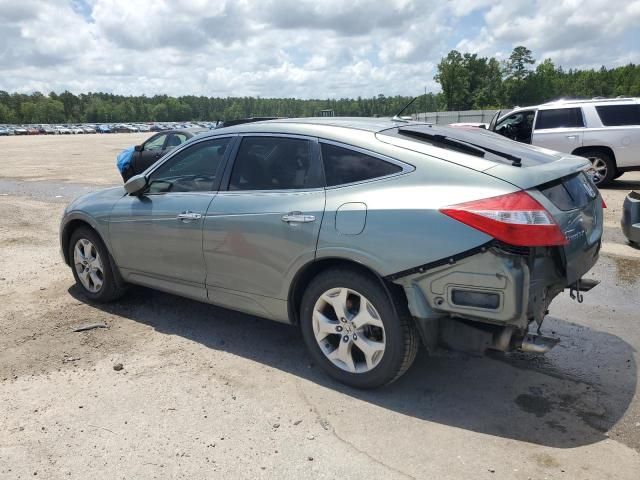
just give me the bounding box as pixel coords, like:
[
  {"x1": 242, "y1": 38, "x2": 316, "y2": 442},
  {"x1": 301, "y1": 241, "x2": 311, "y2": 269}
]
[{"x1": 490, "y1": 98, "x2": 640, "y2": 186}]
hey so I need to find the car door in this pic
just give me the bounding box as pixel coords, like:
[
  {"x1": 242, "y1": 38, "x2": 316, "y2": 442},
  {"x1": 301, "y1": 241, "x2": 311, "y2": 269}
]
[
  {"x1": 134, "y1": 133, "x2": 169, "y2": 174},
  {"x1": 531, "y1": 107, "x2": 584, "y2": 153},
  {"x1": 202, "y1": 134, "x2": 325, "y2": 319},
  {"x1": 109, "y1": 136, "x2": 234, "y2": 300}
]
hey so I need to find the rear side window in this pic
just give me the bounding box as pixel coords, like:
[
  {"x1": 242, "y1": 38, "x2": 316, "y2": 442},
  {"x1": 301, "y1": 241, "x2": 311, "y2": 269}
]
[
  {"x1": 229, "y1": 136, "x2": 322, "y2": 191},
  {"x1": 595, "y1": 104, "x2": 640, "y2": 126},
  {"x1": 321, "y1": 143, "x2": 402, "y2": 186},
  {"x1": 535, "y1": 108, "x2": 585, "y2": 129}
]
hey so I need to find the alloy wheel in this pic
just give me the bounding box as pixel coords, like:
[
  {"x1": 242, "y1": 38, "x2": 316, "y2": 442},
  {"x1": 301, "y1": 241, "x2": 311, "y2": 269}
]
[
  {"x1": 73, "y1": 238, "x2": 104, "y2": 293},
  {"x1": 589, "y1": 156, "x2": 608, "y2": 185},
  {"x1": 312, "y1": 287, "x2": 386, "y2": 373}
]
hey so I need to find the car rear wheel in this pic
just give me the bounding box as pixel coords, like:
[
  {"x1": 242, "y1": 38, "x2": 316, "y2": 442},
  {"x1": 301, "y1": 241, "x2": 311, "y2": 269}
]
[
  {"x1": 300, "y1": 269, "x2": 418, "y2": 388},
  {"x1": 584, "y1": 150, "x2": 616, "y2": 187},
  {"x1": 69, "y1": 227, "x2": 126, "y2": 302}
]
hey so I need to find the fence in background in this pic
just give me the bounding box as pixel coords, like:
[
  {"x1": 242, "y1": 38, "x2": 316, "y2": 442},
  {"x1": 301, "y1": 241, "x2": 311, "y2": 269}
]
[{"x1": 412, "y1": 109, "x2": 500, "y2": 125}]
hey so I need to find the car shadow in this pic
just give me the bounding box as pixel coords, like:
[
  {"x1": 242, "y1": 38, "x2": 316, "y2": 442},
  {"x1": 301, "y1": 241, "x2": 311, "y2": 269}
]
[
  {"x1": 601, "y1": 177, "x2": 640, "y2": 191},
  {"x1": 68, "y1": 284, "x2": 637, "y2": 450}
]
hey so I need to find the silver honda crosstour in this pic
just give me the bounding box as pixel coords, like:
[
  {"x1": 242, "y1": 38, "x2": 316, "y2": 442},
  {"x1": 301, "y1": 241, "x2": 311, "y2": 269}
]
[{"x1": 60, "y1": 118, "x2": 603, "y2": 388}]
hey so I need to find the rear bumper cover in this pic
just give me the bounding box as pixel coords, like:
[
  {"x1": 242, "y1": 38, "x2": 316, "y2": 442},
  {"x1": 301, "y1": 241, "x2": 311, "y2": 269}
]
[{"x1": 392, "y1": 242, "x2": 599, "y2": 331}]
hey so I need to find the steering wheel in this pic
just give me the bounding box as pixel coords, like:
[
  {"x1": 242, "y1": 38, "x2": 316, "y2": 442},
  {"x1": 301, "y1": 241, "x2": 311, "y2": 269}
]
[{"x1": 504, "y1": 123, "x2": 518, "y2": 140}]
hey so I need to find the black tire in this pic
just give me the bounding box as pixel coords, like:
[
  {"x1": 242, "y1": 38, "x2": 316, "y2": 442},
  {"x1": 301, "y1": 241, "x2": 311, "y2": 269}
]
[
  {"x1": 300, "y1": 268, "x2": 419, "y2": 389},
  {"x1": 69, "y1": 227, "x2": 126, "y2": 302},
  {"x1": 614, "y1": 170, "x2": 624, "y2": 180},
  {"x1": 582, "y1": 149, "x2": 616, "y2": 187}
]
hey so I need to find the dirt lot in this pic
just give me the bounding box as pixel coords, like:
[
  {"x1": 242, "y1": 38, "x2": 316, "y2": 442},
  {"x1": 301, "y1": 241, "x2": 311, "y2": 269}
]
[{"x1": 1, "y1": 133, "x2": 639, "y2": 479}]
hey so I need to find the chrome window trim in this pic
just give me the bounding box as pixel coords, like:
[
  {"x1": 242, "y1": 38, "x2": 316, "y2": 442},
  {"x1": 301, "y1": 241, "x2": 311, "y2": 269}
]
[{"x1": 221, "y1": 133, "x2": 323, "y2": 193}]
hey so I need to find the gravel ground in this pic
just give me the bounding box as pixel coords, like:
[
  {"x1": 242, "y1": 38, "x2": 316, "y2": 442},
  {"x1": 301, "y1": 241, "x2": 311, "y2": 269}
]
[{"x1": 0, "y1": 133, "x2": 639, "y2": 479}]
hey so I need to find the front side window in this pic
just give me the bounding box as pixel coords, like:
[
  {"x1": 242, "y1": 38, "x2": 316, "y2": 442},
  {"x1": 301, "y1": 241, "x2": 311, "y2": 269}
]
[
  {"x1": 144, "y1": 134, "x2": 167, "y2": 151},
  {"x1": 148, "y1": 137, "x2": 230, "y2": 193},
  {"x1": 228, "y1": 136, "x2": 322, "y2": 191},
  {"x1": 535, "y1": 108, "x2": 584, "y2": 130},
  {"x1": 321, "y1": 143, "x2": 402, "y2": 187},
  {"x1": 595, "y1": 104, "x2": 640, "y2": 126}
]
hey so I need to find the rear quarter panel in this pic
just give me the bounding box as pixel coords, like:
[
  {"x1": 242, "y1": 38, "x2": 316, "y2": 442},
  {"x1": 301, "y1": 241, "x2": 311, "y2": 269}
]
[
  {"x1": 316, "y1": 153, "x2": 518, "y2": 276},
  {"x1": 582, "y1": 126, "x2": 640, "y2": 168}
]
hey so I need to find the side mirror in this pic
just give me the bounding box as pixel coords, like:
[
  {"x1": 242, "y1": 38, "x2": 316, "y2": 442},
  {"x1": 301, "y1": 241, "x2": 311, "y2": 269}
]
[
  {"x1": 124, "y1": 174, "x2": 148, "y2": 195},
  {"x1": 134, "y1": 144, "x2": 143, "y2": 152}
]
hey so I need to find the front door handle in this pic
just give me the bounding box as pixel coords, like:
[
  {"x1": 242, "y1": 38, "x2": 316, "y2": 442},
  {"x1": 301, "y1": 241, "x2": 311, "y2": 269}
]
[
  {"x1": 177, "y1": 211, "x2": 202, "y2": 221},
  {"x1": 282, "y1": 212, "x2": 315, "y2": 223}
]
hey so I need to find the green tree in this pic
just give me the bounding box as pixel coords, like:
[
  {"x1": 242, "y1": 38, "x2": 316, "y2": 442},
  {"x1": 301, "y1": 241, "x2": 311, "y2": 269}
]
[{"x1": 434, "y1": 50, "x2": 469, "y2": 110}]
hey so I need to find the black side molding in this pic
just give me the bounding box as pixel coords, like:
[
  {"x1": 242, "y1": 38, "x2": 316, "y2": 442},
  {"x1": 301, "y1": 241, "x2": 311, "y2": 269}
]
[{"x1": 385, "y1": 242, "x2": 494, "y2": 281}]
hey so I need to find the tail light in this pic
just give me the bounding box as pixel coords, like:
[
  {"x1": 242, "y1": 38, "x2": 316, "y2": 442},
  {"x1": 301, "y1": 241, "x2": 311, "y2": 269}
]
[
  {"x1": 440, "y1": 191, "x2": 568, "y2": 247},
  {"x1": 602, "y1": 198, "x2": 607, "y2": 208}
]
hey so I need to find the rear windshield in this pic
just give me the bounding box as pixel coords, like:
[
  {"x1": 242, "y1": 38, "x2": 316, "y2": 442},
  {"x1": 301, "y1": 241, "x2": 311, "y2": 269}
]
[
  {"x1": 538, "y1": 172, "x2": 596, "y2": 211},
  {"x1": 595, "y1": 104, "x2": 640, "y2": 126}
]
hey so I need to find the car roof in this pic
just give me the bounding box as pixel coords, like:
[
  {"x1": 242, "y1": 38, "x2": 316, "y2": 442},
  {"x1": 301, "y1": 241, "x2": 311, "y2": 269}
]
[
  {"x1": 505, "y1": 97, "x2": 640, "y2": 114},
  {"x1": 203, "y1": 117, "x2": 410, "y2": 136}
]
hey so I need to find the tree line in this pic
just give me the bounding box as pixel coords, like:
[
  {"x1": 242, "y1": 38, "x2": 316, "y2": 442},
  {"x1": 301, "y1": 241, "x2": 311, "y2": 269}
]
[
  {"x1": 1, "y1": 46, "x2": 639, "y2": 124},
  {"x1": 0, "y1": 91, "x2": 420, "y2": 124},
  {"x1": 435, "y1": 46, "x2": 640, "y2": 110}
]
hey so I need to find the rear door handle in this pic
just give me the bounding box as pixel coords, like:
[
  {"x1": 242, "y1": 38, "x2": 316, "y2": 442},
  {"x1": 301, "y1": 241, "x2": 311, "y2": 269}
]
[
  {"x1": 177, "y1": 211, "x2": 202, "y2": 221},
  {"x1": 282, "y1": 212, "x2": 315, "y2": 223}
]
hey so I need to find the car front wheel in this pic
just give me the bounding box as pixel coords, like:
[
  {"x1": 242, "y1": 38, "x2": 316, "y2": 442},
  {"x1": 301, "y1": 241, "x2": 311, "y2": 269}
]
[
  {"x1": 69, "y1": 227, "x2": 126, "y2": 302},
  {"x1": 300, "y1": 269, "x2": 419, "y2": 389}
]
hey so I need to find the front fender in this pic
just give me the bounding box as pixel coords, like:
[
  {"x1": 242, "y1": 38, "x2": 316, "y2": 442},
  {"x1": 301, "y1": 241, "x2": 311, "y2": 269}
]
[{"x1": 60, "y1": 211, "x2": 112, "y2": 265}]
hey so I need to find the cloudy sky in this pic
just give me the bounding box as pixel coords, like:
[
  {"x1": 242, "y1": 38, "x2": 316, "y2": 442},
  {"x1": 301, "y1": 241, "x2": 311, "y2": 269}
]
[{"x1": 1, "y1": 0, "x2": 639, "y2": 98}]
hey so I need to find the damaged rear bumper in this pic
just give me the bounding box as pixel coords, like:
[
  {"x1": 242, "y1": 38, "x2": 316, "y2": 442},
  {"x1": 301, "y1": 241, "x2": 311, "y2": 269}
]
[{"x1": 390, "y1": 241, "x2": 599, "y2": 354}]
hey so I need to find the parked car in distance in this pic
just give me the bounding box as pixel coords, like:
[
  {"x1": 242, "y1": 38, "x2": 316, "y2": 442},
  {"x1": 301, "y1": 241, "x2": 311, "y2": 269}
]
[
  {"x1": 97, "y1": 125, "x2": 112, "y2": 133},
  {"x1": 122, "y1": 128, "x2": 208, "y2": 180},
  {"x1": 13, "y1": 126, "x2": 28, "y2": 135},
  {"x1": 489, "y1": 97, "x2": 640, "y2": 186},
  {"x1": 82, "y1": 126, "x2": 96, "y2": 134},
  {"x1": 61, "y1": 118, "x2": 603, "y2": 388},
  {"x1": 622, "y1": 191, "x2": 640, "y2": 245},
  {"x1": 56, "y1": 126, "x2": 72, "y2": 134},
  {"x1": 40, "y1": 125, "x2": 56, "y2": 134},
  {"x1": 0, "y1": 127, "x2": 10, "y2": 136},
  {"x1": 112, "y1": 124, "x2": 140, "y2": 133}
]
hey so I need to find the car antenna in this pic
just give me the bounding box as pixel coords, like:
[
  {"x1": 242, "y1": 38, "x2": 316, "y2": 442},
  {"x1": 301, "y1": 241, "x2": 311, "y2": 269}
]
[{"x1": 392, "y1": 96, "x2": 418, "y2": 122}]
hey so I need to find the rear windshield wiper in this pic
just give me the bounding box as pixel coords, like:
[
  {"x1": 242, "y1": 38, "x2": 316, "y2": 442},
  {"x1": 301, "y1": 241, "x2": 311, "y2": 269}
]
[
  {"x1": 398, "y1": 128, "x2": 522, "y2": 167},
  {"x1": 398, "y1": 129, "x2": 487, "y2": 158}
]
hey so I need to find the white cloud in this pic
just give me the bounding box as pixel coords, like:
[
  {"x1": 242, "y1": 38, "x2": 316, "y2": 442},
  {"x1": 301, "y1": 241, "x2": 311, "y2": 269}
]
[
  {"x1": 456, "y1": 0, "x2": 640, "y2": 69},
  {"x1": 0, "y1": 0, "x2": 638, "y2": 98}
]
